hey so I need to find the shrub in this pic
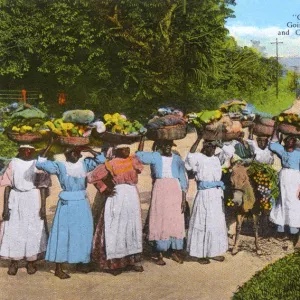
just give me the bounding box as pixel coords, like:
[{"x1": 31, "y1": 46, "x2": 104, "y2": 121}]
[{"x1": 233, "y1": 251, "x2": 300, "y2": 300}]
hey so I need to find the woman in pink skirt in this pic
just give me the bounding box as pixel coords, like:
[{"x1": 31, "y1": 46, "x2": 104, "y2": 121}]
[{"x1": 136, "y1": 137, "x2": 187, "y2": 265}]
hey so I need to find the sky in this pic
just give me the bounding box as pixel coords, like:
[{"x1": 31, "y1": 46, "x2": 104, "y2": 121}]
[{"x1": 226, "y1": 0, "x2": 300, "y2": 58}]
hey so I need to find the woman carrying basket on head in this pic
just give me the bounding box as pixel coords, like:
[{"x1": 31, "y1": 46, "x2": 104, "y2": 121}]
[
  {"x1": 90, "y1": 144, "x2": 144, "y2": 276},
  {"x1": 0, "y1": 145, "x2": 51, "y2": 276},
  {"x1": 185, "y1": 129, "x2": 229, "y2": 264},
  {"x1": 36, "y1": 139, "x2": 106, "y2": 279},
  {"x1": 136, "y1": 136, "x2": 187, "y2": 266},
  {"x1": 268, "y1": 123, "x2": 300, "y2": 249}
]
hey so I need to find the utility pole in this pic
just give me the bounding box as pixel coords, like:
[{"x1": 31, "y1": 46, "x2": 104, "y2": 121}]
[
  {"x1": 292, "y1": 65, "x2": 299, "y2": 98},
  {"x1": 270, "y1": 38, "x2": 283, "y2": 98}
]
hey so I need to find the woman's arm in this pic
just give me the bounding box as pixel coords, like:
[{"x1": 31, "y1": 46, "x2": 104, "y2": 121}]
[
  {"x1": 138, "y1": 135, "x2": 146, "y2": 152},
  {"x1": 36, "y1": 157, "x2": 60, "y2": 175},
  {"x1": 270, "y1": 122, "x2": 279, "y2": 142},
  {"x1": 2, "y1": 186, "x2": 11, "y2": 221},
  {"x1": 189, "y1": 128, "x2": 202, "y2": 153},
  {"x1": 39, "y1": 188, "x2": 47, "y2": 220}
]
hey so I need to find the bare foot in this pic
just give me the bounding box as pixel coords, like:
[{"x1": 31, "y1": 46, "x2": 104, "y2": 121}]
[
  {"x1": 171, "y1": 252, "x2": 183, "y2": 264},
  {"x1": 7, "y1": 261, "x2": 18, "y2": 276},
  {"x1": 55, "y1": 270, "x2": 71, "y2": 279},
  {"x1": 156, "y1": 258, "x2": 166, "y2": 266},
  {"x1": 76, "y1": 263, "x2": 91, "y2": 273},
  {"x1": 210, "y1": 256, "x2": 225, "y2": 262},
  {"x1": 231, "y1": 247, "x2": 239, "y2": 255},
  {"x1": 198, "y1": 258, "x2": 210, "y2": 264},
  {"x1": 132, "y1": 265, "x2": 144, "y2": 272},
  {"x1": 26, "y1": 262, "x2": 37, "y2": 275},
  {"x1": 105, "y1": 269, "x2": 122, "y2": 276}
]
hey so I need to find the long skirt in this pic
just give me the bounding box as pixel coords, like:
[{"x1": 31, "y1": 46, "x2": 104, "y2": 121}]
[
  {"x1": 270, "y1": 168, "x2": 300, "y2": 228},
  {"x1": 92, "y1": 184, "x2": 142, "y2": 270},
  {"x1": 0, "y1": 189, "x2": 47, "y2": 261},
  {"x1": 46, "y1": 198, "x2": 93, "y2": 263},
  {"x1": 149, "y1": 178, "x2": 184, "y2": 251},
  {"x1": 187, "y1": 187, "x2": 228, "y2": 258}
]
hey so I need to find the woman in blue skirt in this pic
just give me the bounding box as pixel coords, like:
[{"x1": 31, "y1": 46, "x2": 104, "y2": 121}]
[{"x1": 36, "y1": 145, "x2": 105, "y2": 279}]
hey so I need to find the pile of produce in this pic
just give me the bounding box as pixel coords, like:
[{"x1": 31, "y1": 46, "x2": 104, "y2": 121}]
[
  {"x1": 219, "y1": 99, "x2": 247, "y2": 119},
  {"x1": 248, "y1": 162, "x2": 279, "y2": 211},
  {"x1": 275, "y1": 113, "x2": 300, "y2": 127},
  {"x1": 188, "y1": 109, "x2": 242, "y2": 136},
  {"x1": 187, "y1": 110, "x2": 223, "y2": 129},
  {"x1": 274, "y1": 112, "x2": 300, "y2": 135},
  {"x1": 146, "y1": 107, "x2": 186, "y2": 129},
  {"x1": 44, "y1": 119, "x2": 91, "y2": 137},
  {"x1": 103, "y1": 113, "x2": 146, "y2": 135},
  {"x1": 6, "y1": 118, "x2": 49, "y2": 136},
  {"x1": 4, "y1": 105, "x2": 49, "y2": 142}
]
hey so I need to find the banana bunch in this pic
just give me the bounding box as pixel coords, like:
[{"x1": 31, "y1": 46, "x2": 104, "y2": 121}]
[
  {"x1": 9, "y1": 118, "x2": 48, "y2": 135},
  {"x1": 103, "y1": 113, "x2": 145, "y2": 135},
  {"x1": 187, "y1": 110, "x2": 223, "y2": 128},
  {"x1": 44, "y1": 119, "x2": 89, "y2": 137}
]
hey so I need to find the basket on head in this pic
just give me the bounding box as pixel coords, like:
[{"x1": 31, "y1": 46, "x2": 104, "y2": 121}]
[
  {"x1": 253, "y1": 124, "x2": 274, "y2": 137},
  {"x1": 57, "y1": 136, "x2": 89, "y2": 146},
  {"x1": 146, "y1": 124, "x2": 187, "y2": 141},
  {"x1": 278, "y1": 123, "x2": 300, "y2": 136},
  {"x1": 7, "y1": 132, "x2": 43, "y2": 143},
  {"x1": 96, "y1": 131, "x2": 141, "y2": 145},
  {"x1": 202, "y1": 129, "x2": 240, "y2": 141}
]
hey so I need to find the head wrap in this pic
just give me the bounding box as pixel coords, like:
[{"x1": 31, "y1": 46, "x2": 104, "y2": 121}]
[
  {"x1": 19, "y1": 144, "x2": 35, "y2": 149},
  {"x1": 115, "y1": 144, "x2": 131, "y2": 149}
]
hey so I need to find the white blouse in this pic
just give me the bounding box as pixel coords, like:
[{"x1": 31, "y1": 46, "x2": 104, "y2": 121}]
[{"x1": 161, "y1": 155, "x2": 173, "y2": 178}]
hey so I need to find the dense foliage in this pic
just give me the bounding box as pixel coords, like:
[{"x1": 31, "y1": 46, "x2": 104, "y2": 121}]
[
  {"x1": 0, "y1": 0, "x2": 286, "y2": 120},
  {"x1": 233, "y1": 251, "x2": 300, "y2": 300}
]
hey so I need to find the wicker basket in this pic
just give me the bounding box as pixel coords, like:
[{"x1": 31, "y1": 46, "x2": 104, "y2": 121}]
[
  {"x1": 7, "y1": 132, "x2": 43, "y2": 143},
  {"x1": 278, "y1": 123, "x2": 300, "y2": 135},
  {"x1": 57, "y1": 136, "x2": 89, "y2": 146},
  {"x1": 259, "y1": 117, "x2": 275, "y2": 127},
  {"x1": 202, "y1": 129, "x2": 240, "y2": 141},
  {"x1": 97, "y1": 131, "x2": 141, "y2": 145},
  {"x1": 146, "y1": 124, "x2": 187, "y2": 141},
  {"x1": 253, "y1": 123, "x2": 274, "y2": 137},
  {"x1": 241, "y1": 120, "x2": 254, "y2": 128}
]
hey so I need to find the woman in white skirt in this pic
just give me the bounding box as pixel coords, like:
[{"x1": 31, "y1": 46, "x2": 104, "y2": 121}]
[
  {"x1": 185, "y1": 131, "x2": 228, "y2": 264},
  {"x1": 92, "y1": 144, "x2": 144, "y2": 276},
  {"x1": 0, "y1": 145, "x2": 50, "y2": 275},
  {"x1": 269, "y1": 124, "x2": 300, "y2": 248}
]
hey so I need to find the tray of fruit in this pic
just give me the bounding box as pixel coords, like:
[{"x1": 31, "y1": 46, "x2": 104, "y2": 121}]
[
  {"x1": 276, "y1": 113, "x2": 300, "y2": 135},
  {"x1": 96, "y1": 113, "x2": 145, "y2": 144},
  {"x1": 5, "y1": 118, "x2": 50, "y2": 143},
  {"x1": 44, "y1": 119, "x2": 91, "y2": 146}
]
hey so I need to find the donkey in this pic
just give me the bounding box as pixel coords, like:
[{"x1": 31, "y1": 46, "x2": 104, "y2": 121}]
[{"x1": 229, "y1": 160, "x2": 262, "y2": 255}]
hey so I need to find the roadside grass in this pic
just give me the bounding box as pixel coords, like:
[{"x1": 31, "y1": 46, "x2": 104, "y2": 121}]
[
  {"x1": 232, "y1": 251, "x2": 300, "y2": 300},
  {"x1": 248, "y1": 79, "x2": 296, "y2": 116}
]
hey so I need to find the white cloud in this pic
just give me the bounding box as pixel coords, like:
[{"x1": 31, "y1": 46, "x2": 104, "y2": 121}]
[
  {"x1": 227, "y1": 25, "x2": 283, "y2": 38},
  {"x1": 226, "y1": 25, "x2": 300, "y2": 57}
]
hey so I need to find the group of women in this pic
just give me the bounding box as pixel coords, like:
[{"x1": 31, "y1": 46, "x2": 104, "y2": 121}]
[{"x1": 0, "y1": 122, "x2": 299, "y2": 279}]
